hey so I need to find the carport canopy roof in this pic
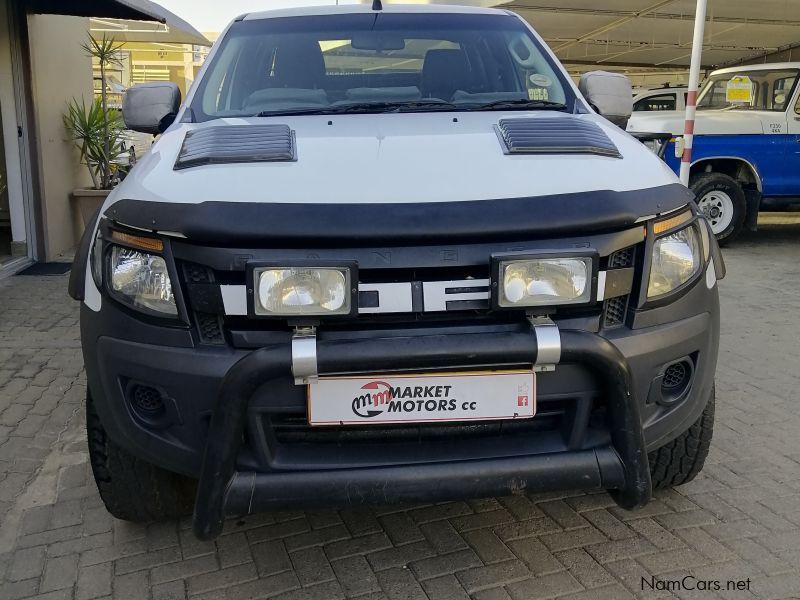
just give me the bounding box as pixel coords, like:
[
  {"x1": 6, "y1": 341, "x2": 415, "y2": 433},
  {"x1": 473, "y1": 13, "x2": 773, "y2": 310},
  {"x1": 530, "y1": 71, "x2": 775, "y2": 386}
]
[
  {"x1": 501, "y1": 0, "x2": 800, "y2": 70},
  {"x1": 23, "y1": 0, "x2": 209, "y2": 45}
]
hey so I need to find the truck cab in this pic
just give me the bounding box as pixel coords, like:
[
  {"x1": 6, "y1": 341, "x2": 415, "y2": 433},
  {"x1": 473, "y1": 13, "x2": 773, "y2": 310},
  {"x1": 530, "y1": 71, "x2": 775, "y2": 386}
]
[
  {"x1": 69, "y1": 3, "x2": 723, "y2": 541},
  {"x1": 628, "y1": 63, "x2": 800, "y2": 244}
]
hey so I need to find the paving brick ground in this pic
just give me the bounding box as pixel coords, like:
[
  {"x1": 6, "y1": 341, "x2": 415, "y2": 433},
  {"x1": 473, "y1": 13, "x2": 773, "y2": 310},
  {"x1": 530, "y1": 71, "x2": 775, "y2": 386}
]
[{"x1": 1, "y1": 222, "x2": 800, "y2": 600}]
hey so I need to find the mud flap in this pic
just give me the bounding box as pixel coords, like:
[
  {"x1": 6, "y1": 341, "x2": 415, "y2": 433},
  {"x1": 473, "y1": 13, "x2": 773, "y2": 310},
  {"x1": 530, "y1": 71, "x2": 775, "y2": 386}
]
[{"x1": 744, "y1": 189, "x2": 761, "y2": 232}]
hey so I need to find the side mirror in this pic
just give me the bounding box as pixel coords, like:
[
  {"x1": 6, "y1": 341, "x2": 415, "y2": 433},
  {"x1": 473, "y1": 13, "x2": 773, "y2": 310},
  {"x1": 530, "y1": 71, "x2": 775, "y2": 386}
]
[
  {"x1": 122, "y1": 82, "x2": 181, "y2": 135},
  {"x1": 578, "y1": 71, "x2": 633, "y2": 129}
]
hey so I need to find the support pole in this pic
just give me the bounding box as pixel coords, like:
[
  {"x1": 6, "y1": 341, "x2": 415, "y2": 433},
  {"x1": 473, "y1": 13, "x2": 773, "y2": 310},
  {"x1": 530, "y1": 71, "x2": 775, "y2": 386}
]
[{"x1": 680, "y1": 0, "x2": 708, "y2": 186}]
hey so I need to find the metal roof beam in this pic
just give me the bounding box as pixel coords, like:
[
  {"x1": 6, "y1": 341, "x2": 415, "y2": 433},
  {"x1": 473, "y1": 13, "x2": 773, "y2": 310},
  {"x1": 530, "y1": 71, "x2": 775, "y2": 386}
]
[
  {"x1": 547, "y1": 39, "x2": 776, "y2": 53},
  {"x1": 513, "y1": 4, "x2": 800, "y2": 28},
  {"x1": 560, "y1": 58, "x2": 701, "y2": 69},
  {"x1": 552, "y1": 0, "x2": 680, "y2": 52}
]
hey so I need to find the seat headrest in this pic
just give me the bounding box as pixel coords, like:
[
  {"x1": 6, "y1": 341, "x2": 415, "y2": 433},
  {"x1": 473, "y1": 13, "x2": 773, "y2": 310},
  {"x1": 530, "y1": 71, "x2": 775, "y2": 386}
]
[
  {"x1": 273, "y1": 39, "x2": 326, "y2": 89},
  {"x1": 421, "y1": 49, "x2": 473, "y2": 101}
]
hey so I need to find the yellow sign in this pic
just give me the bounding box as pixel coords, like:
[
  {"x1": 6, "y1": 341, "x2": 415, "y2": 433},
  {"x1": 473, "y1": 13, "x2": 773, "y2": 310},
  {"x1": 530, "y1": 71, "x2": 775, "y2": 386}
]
[{"x1": 726, "y1": 76, "x2": 753, "y2": 103}]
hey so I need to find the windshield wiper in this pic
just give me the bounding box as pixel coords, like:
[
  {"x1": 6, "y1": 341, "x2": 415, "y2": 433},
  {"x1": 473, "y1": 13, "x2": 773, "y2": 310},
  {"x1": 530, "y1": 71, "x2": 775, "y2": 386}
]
[
  {"x1": 463, "y1": 99, "x2": 567, "y2": 112},
  {"x1": 256, "y1": 100, "x2": 458, "y2": 117}
]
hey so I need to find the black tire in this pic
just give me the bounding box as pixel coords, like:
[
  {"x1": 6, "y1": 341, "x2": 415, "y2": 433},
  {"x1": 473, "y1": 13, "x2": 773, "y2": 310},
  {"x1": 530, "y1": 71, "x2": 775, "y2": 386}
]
[
  {"x1": 690, "y1": 172, "x2": 746, "y2": 246},
  {"x1": 649, "y1": 387, "x2": 715, "y2": 489},
  {"x1": 86, "y1": 391, "x2": 196, "y2": 522}
]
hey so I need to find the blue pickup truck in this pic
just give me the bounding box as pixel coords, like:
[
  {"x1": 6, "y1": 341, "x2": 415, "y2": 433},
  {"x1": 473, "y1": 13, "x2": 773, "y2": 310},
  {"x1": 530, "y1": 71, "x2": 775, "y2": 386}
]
[{"x1": 628, "y1": 63, "x2": 800, "y2": 244}]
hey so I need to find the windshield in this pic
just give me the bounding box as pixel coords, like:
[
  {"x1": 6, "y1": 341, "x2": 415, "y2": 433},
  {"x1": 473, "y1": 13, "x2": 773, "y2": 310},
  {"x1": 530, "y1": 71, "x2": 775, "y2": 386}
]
[
  {"x1": 190, "y1": 12, "x2": 572, "y2": 120},
  {"x1": 697, "y1": 69, "x2": 799, "y2": 112}
]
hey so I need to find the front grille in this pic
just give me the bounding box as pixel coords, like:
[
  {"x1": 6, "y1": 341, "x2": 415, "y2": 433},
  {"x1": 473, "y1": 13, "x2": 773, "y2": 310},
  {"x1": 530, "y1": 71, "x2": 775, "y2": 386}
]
[
  {"x1": 246, "y1": 391, "x2": 603, "y2": 470},
  {"x1": 183, "y1": 262, "x2": 212, "y2": 283},
  {"x1": 181, "y1": 262, "x2": 225, "y2": 344},
  {"x1": 603, "y1": 296, "x2": 627, "y2": 327},
  {"x1": 609, "y1": 246, "x2": 635, "y2": 268},
  {"x1": 602, "y1": 246, "x2": 636, "y2": 328},
  {"x1": 270, "y1": 412, "x2": 563, "y2": 446},
  {"x1": 197, "y1": 312, "x2": 224, "y2": 344}
]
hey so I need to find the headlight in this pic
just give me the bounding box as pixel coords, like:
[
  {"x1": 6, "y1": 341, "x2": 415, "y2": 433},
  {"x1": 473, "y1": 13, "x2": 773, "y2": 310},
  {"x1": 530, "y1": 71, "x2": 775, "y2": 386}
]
[
  {"x1": 109, "y1": 246, "x2": 177, "y2": 316},
  {"x1": 254, "y1": 267, "x2": 352, "y2": 316},
  {"x1": 647, "y1": 224, "x2": 701, "y2": 299},
  {"x1": 497, "y1": 257, "x2": 593, "y2": 308}
]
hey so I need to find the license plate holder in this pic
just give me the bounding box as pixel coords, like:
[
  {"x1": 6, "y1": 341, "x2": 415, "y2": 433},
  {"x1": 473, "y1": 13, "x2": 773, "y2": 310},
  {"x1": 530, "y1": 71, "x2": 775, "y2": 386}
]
[{"x1": 307, "y1": 370, "x2": 536, "y2": 426}]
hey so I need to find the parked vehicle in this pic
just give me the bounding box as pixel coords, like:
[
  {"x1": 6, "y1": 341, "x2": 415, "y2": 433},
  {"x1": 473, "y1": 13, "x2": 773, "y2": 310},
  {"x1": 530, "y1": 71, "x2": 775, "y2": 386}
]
[
  {"x1": 633, "y1": 86, "x2": 688, "y2": 112},
  {"x1": 69, "y1": 3, "x2": 723, "y2": 541},
  {"x1": 628, "y1": 63, "x2": 800, "y2": 244}
]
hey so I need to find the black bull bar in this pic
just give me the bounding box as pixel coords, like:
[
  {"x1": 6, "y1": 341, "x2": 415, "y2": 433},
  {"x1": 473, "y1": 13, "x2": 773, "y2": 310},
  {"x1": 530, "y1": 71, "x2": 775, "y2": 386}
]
[{"x1": 193, "y1": 329, "x2": 653, "y2": 540}]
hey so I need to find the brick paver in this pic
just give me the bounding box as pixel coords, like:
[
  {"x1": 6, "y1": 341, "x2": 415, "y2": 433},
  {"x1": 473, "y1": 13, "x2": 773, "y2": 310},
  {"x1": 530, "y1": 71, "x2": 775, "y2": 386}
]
[{"x1": 1, "y1": 223, "x2": 800, "y2": 599}]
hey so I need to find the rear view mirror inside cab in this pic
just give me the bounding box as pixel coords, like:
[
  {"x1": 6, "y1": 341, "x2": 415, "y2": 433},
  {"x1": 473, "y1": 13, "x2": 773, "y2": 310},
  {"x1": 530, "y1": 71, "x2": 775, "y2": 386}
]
[{"x1": 350, "y1": 33, "x2": 406, "y2": 52}]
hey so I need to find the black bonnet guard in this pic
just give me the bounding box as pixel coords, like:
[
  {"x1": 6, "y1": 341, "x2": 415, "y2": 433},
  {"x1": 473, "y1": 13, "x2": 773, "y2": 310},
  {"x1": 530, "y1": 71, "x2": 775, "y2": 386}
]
[{"x1": 105, "y1": 183, "x2": 693, "y2": 248}]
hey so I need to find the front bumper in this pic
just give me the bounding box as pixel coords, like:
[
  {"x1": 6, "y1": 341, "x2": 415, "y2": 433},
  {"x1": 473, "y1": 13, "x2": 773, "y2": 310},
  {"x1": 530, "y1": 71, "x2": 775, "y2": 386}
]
[
  {"x1": 192, "y1": 326, "x2": 651, "y2": 540},
  {"x1": 82, "y1": 285, "x2": 719, "y2": 541}
]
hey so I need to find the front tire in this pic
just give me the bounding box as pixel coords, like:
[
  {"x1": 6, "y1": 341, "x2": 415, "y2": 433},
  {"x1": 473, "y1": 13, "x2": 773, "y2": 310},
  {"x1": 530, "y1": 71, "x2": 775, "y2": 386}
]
[
  {"x1": 87, "y1": 390, "x2": 196, "y2": 522},
  {"x1": 649, "y1": 387, "x2": 715, "y2": 489},
  {"x1": 691, "y1": 172, "x2": 746, "y2": 245}
]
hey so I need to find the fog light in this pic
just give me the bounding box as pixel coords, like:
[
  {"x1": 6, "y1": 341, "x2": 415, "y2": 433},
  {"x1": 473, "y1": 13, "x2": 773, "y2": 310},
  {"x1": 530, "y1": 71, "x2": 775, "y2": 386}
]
[
  {"x1": 497, "y1": 257, "x2": 593, "y2": 308},
  {"x1": 254, "y1": 267, "x2": 352, "y2": 316}
]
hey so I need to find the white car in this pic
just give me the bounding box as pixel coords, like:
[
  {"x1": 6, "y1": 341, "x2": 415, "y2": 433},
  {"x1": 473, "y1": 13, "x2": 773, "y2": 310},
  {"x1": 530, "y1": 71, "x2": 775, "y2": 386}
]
[
  {"x1": 69, "y1": 2, "x2": 723, "y2": 540},
  {"x1": 633, "y1": 87, "x2": 688, "y2": 113}
]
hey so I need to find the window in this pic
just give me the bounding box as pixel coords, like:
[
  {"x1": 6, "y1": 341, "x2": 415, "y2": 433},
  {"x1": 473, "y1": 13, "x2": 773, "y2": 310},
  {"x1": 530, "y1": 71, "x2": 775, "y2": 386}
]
[
  {"x1": 634, "y1": 94, "x2": 677, "y2": 112},
  {"x1": 697, "y1": 69, "x2": 799, "y2": 112},
  {"x1": 191, "y1": 13, "x2": 571, "y2": 120}
]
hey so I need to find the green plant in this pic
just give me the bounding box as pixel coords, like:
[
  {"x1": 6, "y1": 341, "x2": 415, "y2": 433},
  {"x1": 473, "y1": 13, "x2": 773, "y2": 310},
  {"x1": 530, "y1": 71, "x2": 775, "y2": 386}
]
[
  {"x1": 63, "y1": 35, "x2": 126, "y2": 190},
  {"x1": 64, "y1": 97, "x2": 125, "y2": 190}
]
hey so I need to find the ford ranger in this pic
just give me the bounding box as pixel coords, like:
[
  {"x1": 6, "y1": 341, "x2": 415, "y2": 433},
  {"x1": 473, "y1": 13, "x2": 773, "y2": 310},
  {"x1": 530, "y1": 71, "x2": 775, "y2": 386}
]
[{"x1": 69, "y1": 3, "x2": 723, "y2": 541}]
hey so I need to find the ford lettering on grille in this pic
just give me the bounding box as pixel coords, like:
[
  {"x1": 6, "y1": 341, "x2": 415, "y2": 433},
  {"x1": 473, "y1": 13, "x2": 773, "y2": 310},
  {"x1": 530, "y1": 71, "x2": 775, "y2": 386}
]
[{"x1": 360, "y1": 279, "x2": 490, "y2": 313}]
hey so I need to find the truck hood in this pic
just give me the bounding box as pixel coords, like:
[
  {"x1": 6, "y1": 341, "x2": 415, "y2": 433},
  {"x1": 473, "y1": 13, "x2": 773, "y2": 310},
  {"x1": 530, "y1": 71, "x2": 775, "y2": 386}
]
[
  {"x1": 113, "y1": 111, "x2": 679, "y2": 207},
  {"x1": 627, "y1": 109, "x2": 766, "y2": 136}
]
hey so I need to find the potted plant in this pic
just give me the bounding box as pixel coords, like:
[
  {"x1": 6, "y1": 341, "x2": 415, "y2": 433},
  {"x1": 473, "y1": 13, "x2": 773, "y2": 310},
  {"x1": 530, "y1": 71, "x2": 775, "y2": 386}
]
[{"x1": 64, "y1": 35, "x2": 127, "y2": 227}]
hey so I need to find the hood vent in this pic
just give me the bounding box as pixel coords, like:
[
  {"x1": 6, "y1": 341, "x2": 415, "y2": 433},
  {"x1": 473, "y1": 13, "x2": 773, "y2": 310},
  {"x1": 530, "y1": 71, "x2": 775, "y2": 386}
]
[
  {"x1": 496, "y1": 117, "x2": 621, "y2": 158},
  {"x1": 174, "y1": 124, "x2": 296, "y2": 170}
]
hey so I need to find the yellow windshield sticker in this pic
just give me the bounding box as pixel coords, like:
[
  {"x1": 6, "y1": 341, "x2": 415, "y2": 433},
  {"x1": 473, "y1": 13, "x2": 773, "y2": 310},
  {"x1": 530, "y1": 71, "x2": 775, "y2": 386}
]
[{"x1": 726, "y1": 76, "x2": 753, "y2": 103}]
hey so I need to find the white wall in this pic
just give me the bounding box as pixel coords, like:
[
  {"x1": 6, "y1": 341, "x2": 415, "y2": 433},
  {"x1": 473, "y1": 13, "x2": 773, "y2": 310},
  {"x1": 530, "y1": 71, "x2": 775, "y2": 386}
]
[{"x1": 28, "y1": 14, "x2": 93, "y2": 259}]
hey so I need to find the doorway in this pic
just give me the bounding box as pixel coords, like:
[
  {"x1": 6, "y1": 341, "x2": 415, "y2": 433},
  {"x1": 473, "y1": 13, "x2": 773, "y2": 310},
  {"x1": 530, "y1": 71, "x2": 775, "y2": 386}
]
[
  {"x1": 0, "y1": 0, "x2": 33, "y2": 272},
  {"x1": 0, "y1": 98, "x2": 12, "y2": 264}
]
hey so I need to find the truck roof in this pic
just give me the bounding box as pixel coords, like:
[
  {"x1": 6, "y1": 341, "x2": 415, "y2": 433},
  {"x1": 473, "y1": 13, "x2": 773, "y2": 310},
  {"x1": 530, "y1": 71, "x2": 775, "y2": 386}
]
[
  {"x1": 243, "y1": 3, "x2": 510, "y2": 21},
  {"x1": 710, "y1": 62, "x2": 800, "y2": 76}
]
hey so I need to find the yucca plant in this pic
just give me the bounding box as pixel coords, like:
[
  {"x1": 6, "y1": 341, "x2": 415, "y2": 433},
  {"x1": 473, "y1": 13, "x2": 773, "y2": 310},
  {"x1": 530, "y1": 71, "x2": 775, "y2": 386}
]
[
  {"x1": 64, "y1": 34, "x2": 126, "y2": 190},
  {"x1": 64, "y1": 97, "x2": 125, "y2": 189}
]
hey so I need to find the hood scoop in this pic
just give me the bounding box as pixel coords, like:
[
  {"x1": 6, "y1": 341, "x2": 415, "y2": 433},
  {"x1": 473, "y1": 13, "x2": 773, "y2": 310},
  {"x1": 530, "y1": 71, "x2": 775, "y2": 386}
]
[
  {"x1": 496, "y1": 117, "x2": 621, "y2": 158},
  {"x1": 174, "y1": 124, "x2": 296, "y2": 170}
]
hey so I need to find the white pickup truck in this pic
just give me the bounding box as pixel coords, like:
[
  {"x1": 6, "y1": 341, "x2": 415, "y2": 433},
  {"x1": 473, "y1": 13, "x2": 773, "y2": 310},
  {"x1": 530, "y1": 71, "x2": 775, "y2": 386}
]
[
  {"x1": 69, "y1": 2, "x2": 723, "y2": 540},
  {"x1": 628, "y1": 63, "x2": 800, "y2": 244}
]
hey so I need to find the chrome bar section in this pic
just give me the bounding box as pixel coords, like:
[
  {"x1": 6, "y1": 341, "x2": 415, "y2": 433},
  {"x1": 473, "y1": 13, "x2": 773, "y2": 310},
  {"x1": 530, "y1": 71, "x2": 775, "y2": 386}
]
[
  {"x1": 291, "y1": 327, "x2": 318, "y2": 385},
  {"x1": 529, "y1": 316, "x2": 561, "y2": 367}
]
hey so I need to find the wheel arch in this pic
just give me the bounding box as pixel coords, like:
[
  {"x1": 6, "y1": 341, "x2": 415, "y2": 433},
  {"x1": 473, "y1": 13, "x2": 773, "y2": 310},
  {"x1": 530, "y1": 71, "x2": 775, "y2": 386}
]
[{"x1": 690, "y1": 157, "x2": 762, "y2": 193}]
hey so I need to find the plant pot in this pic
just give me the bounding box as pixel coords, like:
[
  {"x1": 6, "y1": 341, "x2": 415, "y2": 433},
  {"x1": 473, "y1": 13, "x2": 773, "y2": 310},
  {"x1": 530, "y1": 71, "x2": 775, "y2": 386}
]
[{"x1": 71, "y1": 188, "x2": 111, "y2": 228}]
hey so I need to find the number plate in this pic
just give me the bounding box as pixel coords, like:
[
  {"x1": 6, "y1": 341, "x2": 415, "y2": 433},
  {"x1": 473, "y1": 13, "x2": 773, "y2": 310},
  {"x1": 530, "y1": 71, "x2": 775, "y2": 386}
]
[{"x1": 308, "y1": 370, "x2": 536, "y2": 426}]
